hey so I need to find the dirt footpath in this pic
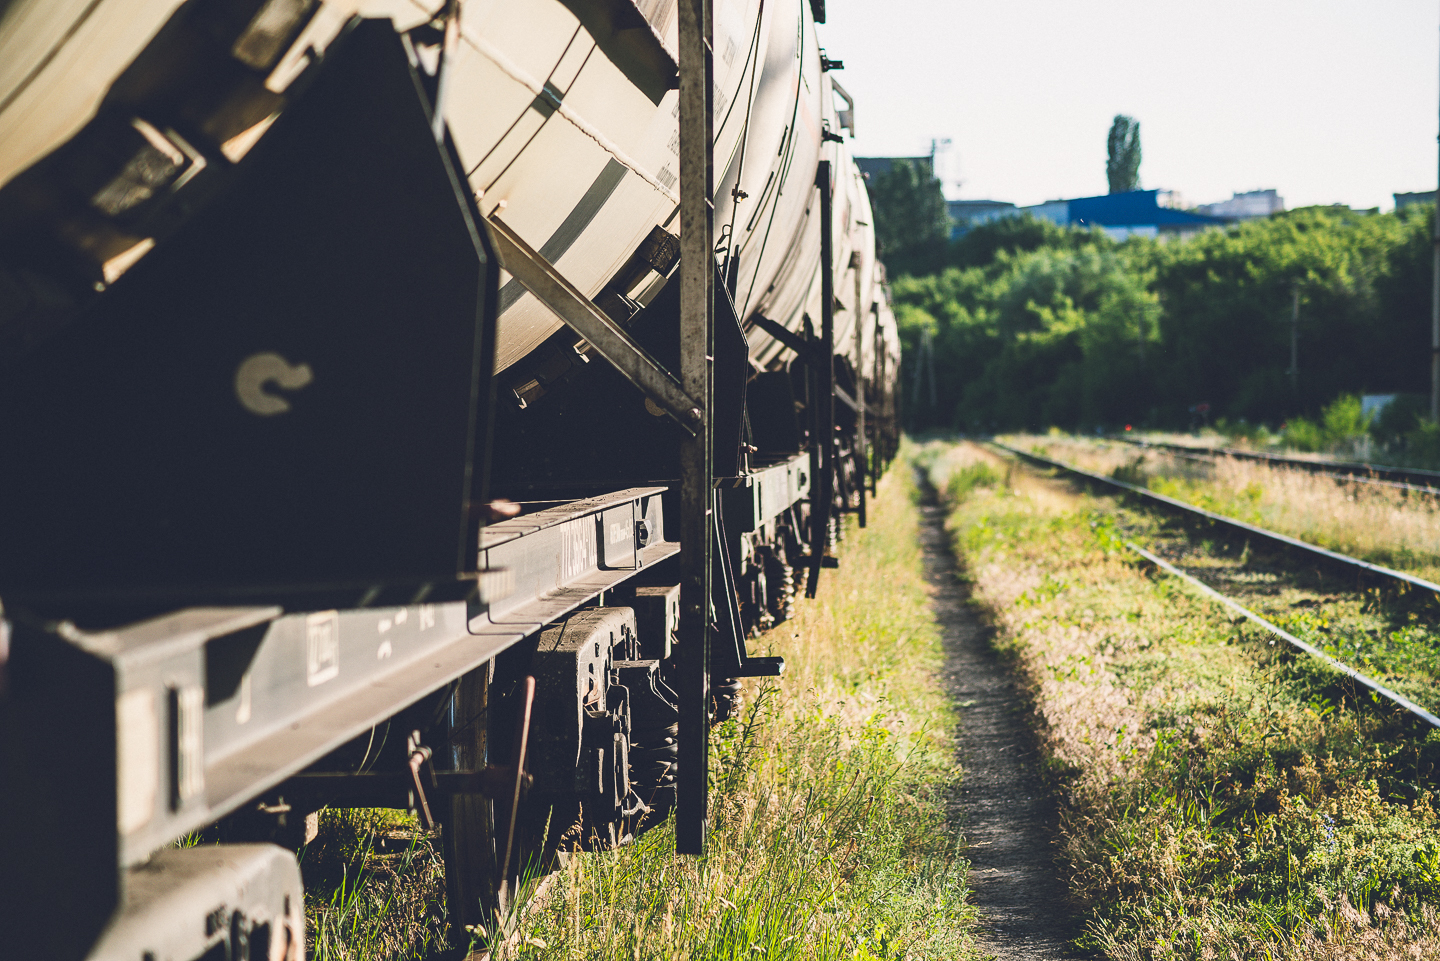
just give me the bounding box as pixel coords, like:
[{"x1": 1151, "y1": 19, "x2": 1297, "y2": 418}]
[{"x1": 918, "y1": 492, "x2": 1084, "y2": 960}]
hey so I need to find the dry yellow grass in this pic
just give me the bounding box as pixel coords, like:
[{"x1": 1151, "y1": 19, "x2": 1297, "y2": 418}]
[
  {"x1": 507, "y1": 457, "x2": 980, "y2": 960},
  {"x1": 923, "y1": 441, "x2": 1192, "y2": 795},
  {"x1": 1008, "y1": 434, "x2": 1440, "y2": 582},
  {"x1": 933, "y1": 439, "x2": 1440, "y2": 960}
]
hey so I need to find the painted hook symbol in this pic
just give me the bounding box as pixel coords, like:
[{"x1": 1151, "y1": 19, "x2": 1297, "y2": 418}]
[{"x1": 235, "y1": 352, "x2": 313, "y2": 415}]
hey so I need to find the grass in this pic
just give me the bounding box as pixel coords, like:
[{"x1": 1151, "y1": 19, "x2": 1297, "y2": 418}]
[
  {"x1": 304, "y1": 808, "x2": 448, "y2": 961},
  {"x1": 305, "y1": 457, "x2": 979, "y2": 960},
  {"x1": 1009, "y1": 433, "x2": 1440, "y2": 584},
  {"x1": 508, "y1": 458, "x2": 977, "y2": 960},
  {"x1": 926, "y1": 439, "x2": 1440, "y2": 960}
]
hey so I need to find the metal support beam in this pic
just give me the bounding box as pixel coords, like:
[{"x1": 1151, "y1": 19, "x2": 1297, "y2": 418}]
[
  {"x1": 441, "y1": 663, "x2": 495, "y2": 943},
  {"x1": 853, "y1": 254, "x2": 867, "y2": 528},
  {"x1": 1433, "y1": 29, "x2": 1440, "y2": 423},
  {"x1": 676, "y1": 0, "x2": 713, "y2": 856},
  {"x1": 485, "y1": 216, "x2": 703, "y2": 435},
  {"x1": 751, "y1": 313, "x2": 810, "y2": 358},
  {"x1": 871, "y1": 304, "x2": 882, "y2": 495},
  {"x1": 807, "y1": 161, "x2": 835, "y2": 599},
  {"x1": 832, "y1": 383, "x2": 868, "y2": 414}
]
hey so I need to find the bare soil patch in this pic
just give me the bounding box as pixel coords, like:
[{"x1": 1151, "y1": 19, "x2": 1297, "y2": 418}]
[{"x1": 918, "y1": 483, "x2": 1084, "y2": 960}]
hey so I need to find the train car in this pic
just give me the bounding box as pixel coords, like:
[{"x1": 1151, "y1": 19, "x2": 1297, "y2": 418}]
[{"x1": 0, "y1": 0, "x2": 901, "y2": 957}]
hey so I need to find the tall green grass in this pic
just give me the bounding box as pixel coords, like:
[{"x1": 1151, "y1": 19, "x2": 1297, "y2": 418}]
[
  {"x1": 307, "y1": 457, "x2": 979, "y2": 960},
  {"x1": 510, "y1": 458, "x2": 979, "y2": 959},
  {"x1": 304, "y1": 809, "x2": 447, "y2": 961}
]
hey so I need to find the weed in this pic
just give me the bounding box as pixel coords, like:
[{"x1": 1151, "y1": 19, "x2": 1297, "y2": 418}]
[
  {"x1": 933, "y1": 440, "x2": 1440, "y2": 958},
  {"x1": 304, "y1": 809, "x2": 447, "y2": 961},
  {"x1": 1015, "y1": 433, "x2": 1440, "y2": 584},
  {"x1": 302, "y1": 458, "x2": 982, "y2": 960},
  {"x1": 511, "y1": 459, "x2": 978, "y2": 959}
]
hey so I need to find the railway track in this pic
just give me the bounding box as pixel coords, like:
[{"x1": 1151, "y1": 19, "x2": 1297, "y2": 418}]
[
  {"x1": 1117, "y1": 436, "x2": 1440, "y2": 496},
  {"x1": 990, "y1": 440, "x2": 1440, "y2": 730}
]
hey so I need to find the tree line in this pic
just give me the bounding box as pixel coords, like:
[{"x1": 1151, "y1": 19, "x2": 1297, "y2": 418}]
[{"x1": 869, "y1": 161, "x2": 1434, "y2": 440}]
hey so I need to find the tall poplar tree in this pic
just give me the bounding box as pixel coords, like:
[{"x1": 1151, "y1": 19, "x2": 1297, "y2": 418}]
[{"x1": 1106, "y1": 115, "x2": 1141, "y2": 194}]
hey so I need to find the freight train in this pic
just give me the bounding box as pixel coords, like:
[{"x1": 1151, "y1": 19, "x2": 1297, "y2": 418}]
[{"x1": 0, "y1": 0, "x2": 901, "y2": 957}]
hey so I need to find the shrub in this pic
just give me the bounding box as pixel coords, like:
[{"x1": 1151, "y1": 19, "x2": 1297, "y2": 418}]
[
  {"x1": 945, "y1": 462, "x2": 1001, "y2": 501},
  {"x1": 1214, "y1": 417, "x2": 1272, "y2": 446},
  {"x1": 1321, "y1": 393, "x2": 1372, "y2": 444},
  {"x1": 1371, "y1": 393, "x2": 1428, "y2": 444},
  {"x1": 1282, "y1": 394, "x2": 1373, "y2": 453},
  {"x1": 1406, "y1": 418, "x2": 1440, "y2": 466},
  {"x1": 1284, "y1": 417, "x2": 1327, "y2": 452}
]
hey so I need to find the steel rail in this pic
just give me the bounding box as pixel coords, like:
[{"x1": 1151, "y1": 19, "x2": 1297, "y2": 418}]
[
  {"x1": 1122, "y1": 440, "x2": 1440, "y2": 497},
  {"x1": 1117, "y1": 436, "x2": 1440, "y2": 493},
  {"x1": 1126, "y1": 541, "x2": 1440, "y2": 728},
  {"x1": 990, "y1": 440, "x2": 1440, "y2": 596}
]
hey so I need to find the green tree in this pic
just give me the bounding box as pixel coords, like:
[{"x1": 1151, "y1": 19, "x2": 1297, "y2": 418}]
[
  {"x1": 947, "y1": 213, "x2": 1112, "y2": 271},
  {"x1": 866, "y1": 159, "x2": 950, "y2": 277},
  {"x1": 948, "y1": 213, "x2": 1076, "y2": 270},
  {"x1": 890, "y1": 202, "x2": 1434, "y2": 437},
  {"x1": 1106, "y1": 115, "x2": 1141, "y2": 194},
  {"x1": 1148, "y1": 205, "x2": 1425, "y2": 423}
]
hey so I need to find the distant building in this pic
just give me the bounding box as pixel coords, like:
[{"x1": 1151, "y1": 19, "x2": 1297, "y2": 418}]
[
  {"x1": 1362, "y1": 394, "x2": 1397, "y2": 420},
  {"x1": 1194, "y1": 189, "x2": 1285, "y2": 220},
  {"x1": 1156, "y1": 190, "x2": 1188, "y2": 210},
  {"x1": 946, "y1": 199, "x2": 1019, "y2": 238},
  {"x1": 1024, "y1": 200, "x2": 1070, "y2": 225},
  {"x1": 1395, "y1": 191, "x2": 1436, "y2": 209},
  {"x1": 1022, "y1": 189, "x2": 1224, "y2": 240},
  {"x1": 854, "y1": 156, "x2": 933, "y2": 182}
]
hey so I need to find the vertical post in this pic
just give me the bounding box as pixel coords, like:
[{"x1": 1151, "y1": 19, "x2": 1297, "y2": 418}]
[
  {"x1": 1290, "y1": 284, "x2": 1300, "y2": 395},
  {"x1": 872, "y1": 305, "x2": 882, "y2": 494},
  {"x1": 442, "y1": 664, "x2": 494, "y2": 944},
  {"x1": 854, "y1": 254, "x2": 867, "y2": 527},
  {"x1": 927, "y1": 329, "x2": 938, "y2": 408},
  {"x1": 807, "y1": 161, "x2": 835, "y2": 599},
  {"x1": 676, "y1": 0, "x2": 713, "y2": 857},
  {"x1": 804, "y1": 309, "x2": 820, "y2": 573},
  {"x1": 1433, "y1": 195, "x2": 1440, "y2": 419},
  {"x1": 1432, "y1": 28, "x2": 1440, "y2": 422},
  {"x1": 1136, "y1": 307, "x2": 1145, "y2": 369}
]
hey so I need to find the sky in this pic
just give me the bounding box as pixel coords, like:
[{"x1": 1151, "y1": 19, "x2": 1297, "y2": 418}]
[{"x1": 818, "y1": 0, "x2": 1438, "y2": 211}]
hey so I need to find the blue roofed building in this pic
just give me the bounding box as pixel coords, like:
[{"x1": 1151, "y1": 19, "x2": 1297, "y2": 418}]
[
  {"x1": 1023, "y1": 189, "x2": 1225, "y2": 240},
  {"x1": 946, "y1": 199, "x2": 1019, "y2": 239}
]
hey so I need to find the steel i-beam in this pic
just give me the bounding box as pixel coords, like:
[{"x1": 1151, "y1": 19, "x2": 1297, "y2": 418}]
[{"x1": 676, "y1": 0, "x2": 714, "y2": 856}]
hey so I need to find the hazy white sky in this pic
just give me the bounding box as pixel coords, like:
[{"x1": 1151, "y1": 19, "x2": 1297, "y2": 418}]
[{"x1": 818, "y1": 0, "x2": 1438, "y2": 211}]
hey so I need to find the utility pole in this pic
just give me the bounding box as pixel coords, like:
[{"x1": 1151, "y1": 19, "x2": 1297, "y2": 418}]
[
  {"x1": 1290, "y1": 284, "x2": 1300, "y2": 394},
  {"x1": 1136, "y1": 307, "x2": 1145, "y2": 369},
  {"x1": 927, "y1": 328, "x2": 938, "y2": 407},
  {"x1": 1432, "y1": 17, "x2": 1440, "y2": 421},
  {"x1": 676, "y1": 0, "x2": 713, "y2": 856}
]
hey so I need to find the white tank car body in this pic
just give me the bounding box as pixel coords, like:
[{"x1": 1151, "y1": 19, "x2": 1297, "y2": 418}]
[{"x1": 0, "y1": 0, "x2": 899, "y2": 379}]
